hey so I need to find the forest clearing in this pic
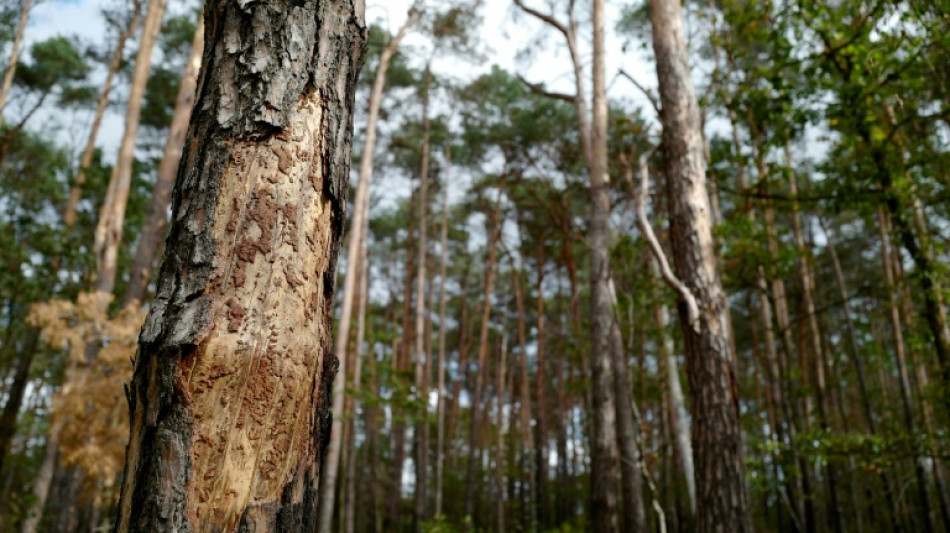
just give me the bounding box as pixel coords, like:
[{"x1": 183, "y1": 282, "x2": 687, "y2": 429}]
[{"x1": 0, "y1": 0, "x2": 948, "y2": 531}]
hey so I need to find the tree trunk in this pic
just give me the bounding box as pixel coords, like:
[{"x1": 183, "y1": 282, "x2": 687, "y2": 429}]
[
  {"x1": 63, "y1": 0, "x2": 142, "y2": 229},
  {"x1": 652, "y1": 260, "x2": 695, "y2": 514},
  {"x1": 92, "y1": 0, "x2": 168, "y2": 296},
  {"x1": 0, "y1": 329, "x2": 39, "y2": 478},
  {"x1": 534, "y1": 251, "x2": 548, "y2": 531},
  {"x1": 344, "y1": 214, "x2": 369, "y2": 533},
  {"x1": 608, "y1": 297, "x2": 648, "y2": 532},
  {"x1": 413, "y1": 66, "x2": 433, "y2": 531},
  {"x1": 464, "y1": 188, "x2": 503, "y2": 526},
  {"x1": 648, "y1": 0, "x2": 751, "y2": 530},
  {"x1": 19, "y1": 421, "x2": 62, "y2": 533},
  {"x1": 787, "y1": 168, "x2": 846, "y2": 533},
  {"x1": 123, "y1": 16, "x2": 205, "y2": 305},
  {"x1": 434, "y1": 139, "x2": 450, "y2": 519},
  {"x1": 113, "y1": 2, "x2": 366, "y2": 531},
  {"x1": 0, "y1": 0, "x2": 31, "y2": 123},
  {"x1": 317, "y1": 11, "x2": 413, "y2": 532},
  {"x1": 494, "y1": 334, "x2": 508, "y2": 533},
  {"x1": 587, "y1": 1, "x2": 622, "y2": 530}
]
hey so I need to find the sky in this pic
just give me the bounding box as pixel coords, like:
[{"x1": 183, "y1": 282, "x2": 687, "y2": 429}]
[{"x1": 21, "y1": 0, "x2": 659, "y2": 163}]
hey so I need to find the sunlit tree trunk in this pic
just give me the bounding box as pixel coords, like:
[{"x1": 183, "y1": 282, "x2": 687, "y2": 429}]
[
  {"x1": 113, "y1": 2, "x2": 366, "y2": 530},
  {"x1": 63, "y1": 0, "x2": 142, "y2": 229},
  {"x1": 648, "y1": 0, "x2": 751, "y2": 529},
  {"x1": 124, "y1": 17, "x2": 205, "y2": 305},
  {"x1": 0, "y1": 0, "x2": 31, "y2": 123},
  {"x1": 93, "y1": 0, "x2": 168, "y2": 296}
]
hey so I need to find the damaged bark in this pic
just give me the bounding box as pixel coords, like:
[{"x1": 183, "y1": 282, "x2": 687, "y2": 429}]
[{"x1": 113, "y1": 2, "x2": 366, "y2": 532}]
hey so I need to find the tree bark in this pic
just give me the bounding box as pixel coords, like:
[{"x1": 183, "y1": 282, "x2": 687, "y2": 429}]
[
  {"x1": 0, "y1": 0, "x2": 31, "y2": 124},
  {"x1": 92, "y1": 0, "x2": 168, "y2": 295},
  {"x1": 63, "y1": 0, "x2": 142, "y2": 229},
  {"x1": 113, "y1": 2, "x2": 366, "y2": 531},
  {"x1": 124, "y1": 16, "x2": 205, "y2": 305},
  {"x1": 648, "y1": 0, "x2": 751, "y2": 530}
]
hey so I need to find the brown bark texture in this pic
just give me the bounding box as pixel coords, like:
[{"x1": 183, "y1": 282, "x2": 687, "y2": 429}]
[
  {"x1": 113, "y1": 2, "x2": 367, "y2": 531},
  {"x1": 648, "y1": 0, "x2": 751, "y2": 530}
]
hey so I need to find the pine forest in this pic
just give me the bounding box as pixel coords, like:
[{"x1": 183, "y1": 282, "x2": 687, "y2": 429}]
[{"x1": 0, "y1": 0, "x2": 948, "y2": 531}]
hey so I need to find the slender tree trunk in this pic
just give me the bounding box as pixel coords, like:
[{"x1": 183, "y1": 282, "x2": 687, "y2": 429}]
[
  {"x1": 19, "y1": 420, "x2": 63, "y2": 533},
  {"x1": 317, "y1": 11, "x2": 415, "y2": 533},
  {"x1": 0, "y1": 329, "x2": 39, "y2": 477},
  {"x1": 63, "y1": 1, "x2": 142, "y2": 229},
  {"x1": 787, "y1": 168, "x2": 846, "y2": 533},
  {"x1": 113, "y1": 2, "x2": 366, "y2": 530},
  {"x1": 434, "y1": 139, "x2": 450, "y2": 518},
  {"x1": 464, "y1": 188, "x2": 503, "y2": 526},
  {"x1": 587, "y1": 1, "x2": 622, "y2": 529},
  {"x1": 608, "y1": 294, "x2": 648, "y2": 532},
  {"x1": 412, "y1": 66, "x2": 432, "y2": 531},
  {"x1": 512, "y1": 257, "x2": 536, "y2": 532},
  {"x1": 494, "y1": 334, "x2": 508, "y2": 533},
  {"x1": 124, "y1": 17, "x2": 205, "y2": 305},
  {"x1": 648, "y1": 0, "x2": 751, "y2": 530},
  {"x1": 652, "y1": 260, "x2": 695, "y2": 513},
  {"x1": 344, "y1": 214, "x2": 369, "y2": 533},
  {"x1": 0, "y1": 0, "x2": 31, "y2": 123},
  {"x1": 93, "y1": 0, "x2": 168, "y2": 296},
  {"x1": 534, "y1": 251, "x2": 548, "y2": 531}
]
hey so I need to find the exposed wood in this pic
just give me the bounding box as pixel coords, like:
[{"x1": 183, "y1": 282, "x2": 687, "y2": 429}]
[{"x1": 113, "y1": 2, "x2": 367, "y2": 530}]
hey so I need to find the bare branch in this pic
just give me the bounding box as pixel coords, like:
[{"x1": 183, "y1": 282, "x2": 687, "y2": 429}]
[
  {"x1": 516, "y1": 74, "x2": 575, "y2": 103},
  {"x1": 622, "y1": 147, "x2": 701, "y2": 332},
  {"x1": 512, "y1": 0, "x2": 570, "y2": 41},
  {"x1": 618, "y1": 69, "x2": 660, "y2": 116}
]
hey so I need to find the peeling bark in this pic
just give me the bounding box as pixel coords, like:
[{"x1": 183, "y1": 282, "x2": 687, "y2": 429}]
[{"x1": 113, "y1": 2, "x2": 366, "y2": 531}]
